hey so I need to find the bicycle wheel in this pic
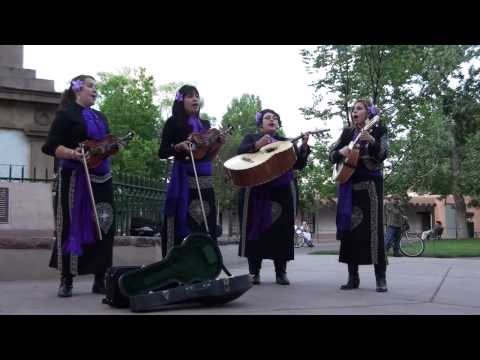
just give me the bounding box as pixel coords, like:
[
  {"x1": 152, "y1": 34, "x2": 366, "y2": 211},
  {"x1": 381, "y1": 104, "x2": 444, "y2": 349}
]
[
  {"x1": 399, "y1": 232, "x2": 425, "y2": 257},
  {"x1": 294, "y1": 234, "x2": 303, "y2": 248}
]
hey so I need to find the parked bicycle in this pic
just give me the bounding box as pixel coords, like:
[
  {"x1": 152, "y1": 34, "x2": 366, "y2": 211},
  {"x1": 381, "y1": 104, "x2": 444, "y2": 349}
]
[{"x1": 399, "y1": 223, "x2": 425, "y2": 257}]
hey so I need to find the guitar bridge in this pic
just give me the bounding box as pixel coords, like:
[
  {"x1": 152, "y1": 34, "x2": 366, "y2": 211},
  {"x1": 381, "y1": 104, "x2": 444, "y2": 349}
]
[{"x1": 241, "y1": 156, "x2": 254, "y2": 163}]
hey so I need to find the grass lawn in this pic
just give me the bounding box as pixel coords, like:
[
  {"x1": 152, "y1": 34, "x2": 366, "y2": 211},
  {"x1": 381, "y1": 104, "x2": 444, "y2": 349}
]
[{"x1": 311, "y1": 239, "x2": 480, "y2": 258}]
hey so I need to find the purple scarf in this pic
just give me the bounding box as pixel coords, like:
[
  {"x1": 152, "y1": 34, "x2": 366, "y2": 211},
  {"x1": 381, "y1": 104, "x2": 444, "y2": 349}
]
[
  {"x1": 61, "y1": 107, "x2": 110, "y2": 256},
  {"x1": 246, "y1": 170, "x2": 294, "y2": 242},
  {"x1": 336, "y1": 129, "x2": 380, "y2": 239},
  {"x1": 164, "y1": 160, "x2": 212, "y2": 238},
  {"x1": 164, "y1": 115, "x2": 211, "y2": 238}
]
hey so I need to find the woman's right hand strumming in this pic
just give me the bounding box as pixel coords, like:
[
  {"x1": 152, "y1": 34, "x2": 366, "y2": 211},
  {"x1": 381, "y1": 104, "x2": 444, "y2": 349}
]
[
  {"x1": 255, "y1": 134, "x2": 273, "y2": 150},
  {"x1": 339, "y1": 146, "x2": 350, "y2": 157}
]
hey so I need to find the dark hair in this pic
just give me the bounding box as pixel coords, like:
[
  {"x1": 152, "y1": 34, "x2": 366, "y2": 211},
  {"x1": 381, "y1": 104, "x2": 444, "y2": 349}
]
[
  {"x1": 58, "y1": 74, "x2": 96, "y2": 111},
  {"x1": 171, "y1": 85, "x2": 200, "y2": 127},
  {"x1": 257, "y1": 108, "x2": 282, "y2": 128},
  {"x1": 350, "y1": 98, "x2": 379, "y2": 126}
]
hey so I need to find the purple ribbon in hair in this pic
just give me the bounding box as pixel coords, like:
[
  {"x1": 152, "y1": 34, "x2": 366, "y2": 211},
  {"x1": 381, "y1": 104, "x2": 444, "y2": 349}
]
[
  {"x1": 71, "y1": 80, "x2": 84, "y2": 93},
  {"x1": 368, "y1": 104, "x2": 378, "y2": 119},
  {"x1": 255, "y1": 112, "x2": 263, "y2": 126},
  {"x1": 175, "y1": 91, "x2": 184, "y2": 102}
]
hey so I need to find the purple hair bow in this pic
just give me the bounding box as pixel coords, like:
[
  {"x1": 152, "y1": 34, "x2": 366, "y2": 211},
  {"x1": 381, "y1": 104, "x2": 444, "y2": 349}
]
[
  {"x1": 71, "y1": 79, "x2": 84, "y2": 92},
  {"x1": 175, "y1": 91, "x2": 184, "y2": 102},
  {"x1": 368, "y1": 104, "x2": 378, "y2": 119},
  {"x1": 255, "y1": 111, "x2": 262, "y2": 126}
]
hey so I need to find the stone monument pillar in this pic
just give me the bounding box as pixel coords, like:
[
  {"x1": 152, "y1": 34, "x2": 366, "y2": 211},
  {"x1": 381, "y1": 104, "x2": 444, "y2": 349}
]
[
  {"x1": 0, "y1": 45, "x2": 61, "y2": 178},
  {"x1": 0, "y1": 46, "x2": 60, "y2": 245}
]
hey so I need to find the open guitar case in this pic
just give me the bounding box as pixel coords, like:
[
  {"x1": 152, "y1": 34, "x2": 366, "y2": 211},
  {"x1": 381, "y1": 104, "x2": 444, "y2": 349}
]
[{"x1": 102, "y1": 146, "x2": 252, "y2": 312}]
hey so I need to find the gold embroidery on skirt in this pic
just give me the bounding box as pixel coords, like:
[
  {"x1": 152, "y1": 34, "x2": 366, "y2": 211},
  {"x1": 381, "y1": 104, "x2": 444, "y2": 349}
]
[
  {"x1": 56, "y1": 168, "x2": 63, "y2": 273},
  {"x1": 353, "y1": 181, "x2": 379, "y2": 264},
  {"x1": 240, "y1": 188, "x2": 251, "y2": 257},
  {"x1": 188, "y1": 176, "x2": 213, "y2": 189}
]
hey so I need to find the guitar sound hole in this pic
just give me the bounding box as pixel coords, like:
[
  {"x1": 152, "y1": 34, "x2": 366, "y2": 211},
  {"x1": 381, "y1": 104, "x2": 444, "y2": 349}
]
[{"x1": 265, "y1": 147, "x2": 276, "y2": 153}]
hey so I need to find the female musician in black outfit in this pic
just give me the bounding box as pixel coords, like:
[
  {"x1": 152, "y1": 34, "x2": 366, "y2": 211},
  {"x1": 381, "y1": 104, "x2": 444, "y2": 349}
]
[
  {"x1": 329, "y1": 99, "x2": 389, "y2": 292},
  {"x1": 158, "y1": 85, "x2": 225, "y2": 257},
  {"x1": 42, "y1": 75, "x2": 115, "y2": 297}
]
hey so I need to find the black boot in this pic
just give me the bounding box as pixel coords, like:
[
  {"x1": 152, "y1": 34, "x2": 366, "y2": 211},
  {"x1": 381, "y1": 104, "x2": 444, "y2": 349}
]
[
  {"x1": 274, "y1": 260, "x2": 290, "y2": 285},
  {"x1": 251, "y1": 273, "x2": 261, "y2": 285},
  {"x1": 340, "y1": 263, "x2": 360, "y2": 290},
  {"x1": 92, "y1": 273, "x2": 106, "y2": 294},
  {"x1": 248, "y1": 258, "x2": 262, "y2": 285},
  {"x1": 374, "y1": 265, "x2": 388, "y2": 292},
  {"x1": 58, "y1": 274, "x2": 73, "y2": 297}
]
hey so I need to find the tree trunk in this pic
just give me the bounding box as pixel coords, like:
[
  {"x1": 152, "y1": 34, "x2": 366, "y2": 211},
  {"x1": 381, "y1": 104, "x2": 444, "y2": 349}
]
[
  {"x1": 453, "y1": 193, "x2": 469, "y2": 239},
  {"x1": 448, "y1": 117, "x2": 469, "y2": 239}
]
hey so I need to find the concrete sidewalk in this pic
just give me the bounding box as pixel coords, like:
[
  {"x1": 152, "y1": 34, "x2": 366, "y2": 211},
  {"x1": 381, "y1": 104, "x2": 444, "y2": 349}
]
[{"x1": 1, "y1": 244, "x2": 480, "y2": 314}]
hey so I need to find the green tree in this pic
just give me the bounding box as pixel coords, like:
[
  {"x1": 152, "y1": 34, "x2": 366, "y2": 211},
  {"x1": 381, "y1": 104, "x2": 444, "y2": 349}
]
[
  {"x1": 96, "y1": 67, "x2": 167, "y2": 181},
  {"x1": 302, "y1": 45, "x2": 480, "y2": 238},
  {"x1": 214, "y1": 94, "x2": 262, "y2": 213}
]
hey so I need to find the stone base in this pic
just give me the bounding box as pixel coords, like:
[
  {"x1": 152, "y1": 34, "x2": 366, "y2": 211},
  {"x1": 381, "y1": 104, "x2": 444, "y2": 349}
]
[{"x1": 0, "y1": 233, "x2": 239, "y2": 249}]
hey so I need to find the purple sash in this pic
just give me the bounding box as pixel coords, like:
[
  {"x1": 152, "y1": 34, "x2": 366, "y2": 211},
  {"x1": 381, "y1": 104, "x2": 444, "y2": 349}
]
[
  {"x1": 246, "y1": 170, "x2": 294, "y2": 242},
  {"x1": 164, "y1": 161, "x2": 212, "y2": 238},
  {"x1": 60, "y1": 107, "x2": 110, "y2": 256}
]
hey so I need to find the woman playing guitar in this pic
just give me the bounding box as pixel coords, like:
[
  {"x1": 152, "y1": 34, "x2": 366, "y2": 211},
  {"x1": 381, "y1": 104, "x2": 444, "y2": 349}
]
[
  {"x1": 329, "y1": 99, "x2": 389, "y2": 292},
  {"x1": 237, "y1": 109, "x2": 311, "y2": 286}
]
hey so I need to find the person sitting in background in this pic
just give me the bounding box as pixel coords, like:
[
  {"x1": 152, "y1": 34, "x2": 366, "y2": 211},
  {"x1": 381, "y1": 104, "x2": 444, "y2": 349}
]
[
  {"x1": 300, "y1": 221, "x2": 314, "y2": 247},
  {"x1": 421, "y1": 221, "x2": 444, "y2": 240}
]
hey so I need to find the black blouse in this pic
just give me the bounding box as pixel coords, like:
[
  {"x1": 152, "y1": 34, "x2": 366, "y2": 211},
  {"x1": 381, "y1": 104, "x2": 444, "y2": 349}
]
[
  {"x1": 158, "y1": 116, "x2": 211, "y2": 161},
  {"x1": 42, "y1": 102, "x2": 110, "y2": 157}
]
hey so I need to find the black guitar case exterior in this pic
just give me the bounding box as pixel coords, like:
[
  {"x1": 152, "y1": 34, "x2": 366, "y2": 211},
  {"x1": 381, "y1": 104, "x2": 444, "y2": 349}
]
[
  {"x1": 128, "y1": 274, "x2": 252, "y2": 312},
  {"x1": 102, "y1": 266, "x2": 142, "y2": 308},
  {"x1": 103, "y1": 233, "x2": 252, "y2": 311}
]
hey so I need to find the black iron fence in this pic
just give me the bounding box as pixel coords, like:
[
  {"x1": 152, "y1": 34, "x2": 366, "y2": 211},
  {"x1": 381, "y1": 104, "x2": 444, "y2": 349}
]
[
  {"x1": 0, "y1": 164, "x2": 51, "y2": 183},
  {"x1": 113, "y1": 173, "x2": 165, "y2": 236},
  {"x1": 0, "y1": 165, "x2": 166, "y2": 236}
]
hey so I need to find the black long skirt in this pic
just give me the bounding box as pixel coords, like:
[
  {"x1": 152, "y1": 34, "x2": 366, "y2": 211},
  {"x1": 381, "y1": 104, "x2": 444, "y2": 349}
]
[
  {"x1": 161, "y1": 175, "x2": 217, "y2": 258},
  {"x1": 238, "y1": 181, "x2": 297, "y2": 261},
  {"x1": 49, "y1": 167, "x2": 115, "y2": 276},
  {"x1": 338, "y1": 177, "x2": 387, "y2": 266}
]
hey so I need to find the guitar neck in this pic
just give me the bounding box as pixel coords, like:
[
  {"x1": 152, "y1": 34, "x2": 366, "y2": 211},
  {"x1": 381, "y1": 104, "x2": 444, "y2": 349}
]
[
  {"x1": 290, "y1": 129, "x2": 329, "y2": 143},
  {"x1": 350, "y1": 115, "x2": 379, "y2": 147}
]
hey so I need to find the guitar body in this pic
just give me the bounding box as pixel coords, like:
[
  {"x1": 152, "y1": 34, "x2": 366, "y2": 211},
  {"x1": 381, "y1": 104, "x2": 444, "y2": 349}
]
[
  {"x1": 224, "y1": 140, "x2": 297, "y2": 187},
  {"x1": 333, "y1": 146, "x2": 360, "y2": 184},
  {"x1": 332, "y1": 115, "x2": 380, "y2": 184}
]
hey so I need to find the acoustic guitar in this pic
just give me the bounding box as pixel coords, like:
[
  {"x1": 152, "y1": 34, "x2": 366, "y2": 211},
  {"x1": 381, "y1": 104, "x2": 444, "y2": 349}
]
[
  {"x1": 332, "y1": 115, "x2": 379, "y2": 183},
  {"x1": 224, "y1": 129, "x2": 328, "y2": 187}
]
